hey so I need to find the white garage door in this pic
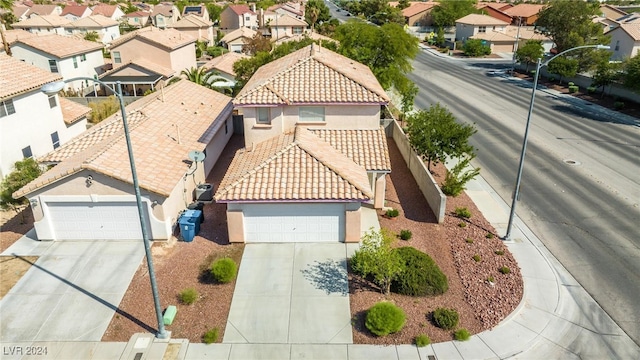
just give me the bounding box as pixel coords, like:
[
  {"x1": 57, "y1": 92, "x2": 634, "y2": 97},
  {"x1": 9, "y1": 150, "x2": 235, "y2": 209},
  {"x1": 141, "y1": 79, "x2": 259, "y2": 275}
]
[
  {"x1": 47, "y1": 202, "x2": 149, "y2": 240},
  {"x1": 243, "y1": 204, "x2": 345, "y2": 243}
]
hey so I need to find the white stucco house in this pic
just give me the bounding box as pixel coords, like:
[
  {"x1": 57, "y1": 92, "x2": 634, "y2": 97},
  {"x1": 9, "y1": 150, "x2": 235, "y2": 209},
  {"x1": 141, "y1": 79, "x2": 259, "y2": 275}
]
[
  {"x1": 66, "y1": 15, "x2": 121, "y2": 45},
  {"x1": 455, "y1": 14, "x2": 509, "y2": 42},
  {"x1": 60, "y1": 5, "x2": 92, "y2": 21},
  {"x1": 14, "y1": 80, "x2": 234, "y2": 241},
  {"x1": 268, "y1": 13, "x2": 308, "y2": 41},
  {"x1": 607, "y1": 23, "x2": 640, "y2": 61},
  {"x1": 151, "y1": 4, "x2": 180, "y2": 29},
  {"x1": 214, "y1": 44, "x2": 391, "y2": 243},
  {"x1": 0, "y1": 54, "x2": 89, "y2": 179},
  {"x1": 11, "y1": 14, "x2": 70, "y2": 35},
  {"x1": 10, "y1": 34, "x2": 105, "y2": 95},
  {"x1": 168, "y1": 14, "x2": 215, "y2": 45}
]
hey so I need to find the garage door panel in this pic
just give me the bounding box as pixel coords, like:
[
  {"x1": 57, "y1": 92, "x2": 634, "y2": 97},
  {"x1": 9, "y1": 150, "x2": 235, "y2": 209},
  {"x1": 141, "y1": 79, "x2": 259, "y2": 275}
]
[
  {"x1": 46, "y1": 202, "x2": 149, "y2": 241},
  {"x1": 243, "y1": 204, "x2": 345, "y2": 243}
]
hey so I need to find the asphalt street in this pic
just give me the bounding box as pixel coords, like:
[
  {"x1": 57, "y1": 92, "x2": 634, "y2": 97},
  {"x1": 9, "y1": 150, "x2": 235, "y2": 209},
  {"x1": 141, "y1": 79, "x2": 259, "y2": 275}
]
[{"x1": 409, "y1": 50, "x2": 640, "y2": 346}]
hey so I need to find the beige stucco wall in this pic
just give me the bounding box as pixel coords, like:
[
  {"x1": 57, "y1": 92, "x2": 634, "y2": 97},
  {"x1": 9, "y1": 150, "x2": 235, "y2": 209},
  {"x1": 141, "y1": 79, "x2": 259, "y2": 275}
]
[
  {"x1": 168, "y1": 44, "x2": 197, "y2": 73},
  {"x1": 220, "y1": 9, "x2": 240, "y2": 30},
  {"x1": 111, "y1": 38, "x2": 196, "y2": 73},
  {"x1": 609, "y1": 28, "x2": 640, "y2": 61},
  {"x1": 345, "y1": 207, "x2": 362, "y2": 243},
  {"x1": 204, "y1": 113, "x2": 234, "y2": 175},
  {"x1": 226, "y1": 209, "x2": 245, "y2": 242},
  {"x1": 241, "y1": 104, "x2": 381, "y2": 147},
  {"x1": 374, "y1": 174, "x2": 386, "y2": 209}
]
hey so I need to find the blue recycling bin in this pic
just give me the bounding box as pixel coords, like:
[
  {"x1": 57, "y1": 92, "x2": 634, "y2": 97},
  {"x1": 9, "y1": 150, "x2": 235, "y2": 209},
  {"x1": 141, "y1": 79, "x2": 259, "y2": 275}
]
[
  {"x1": 179, "y1": 212, "x2": 199, "y2": 242},
  {"x1": 183, "y1": 210, "x2": 202, "y2": 233}
]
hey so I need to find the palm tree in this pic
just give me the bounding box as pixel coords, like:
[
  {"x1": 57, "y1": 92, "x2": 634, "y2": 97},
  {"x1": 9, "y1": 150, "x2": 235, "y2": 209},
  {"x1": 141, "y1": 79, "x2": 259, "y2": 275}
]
[{"x1": 181, "y1": 67, "x2": 217, "y2": 88}]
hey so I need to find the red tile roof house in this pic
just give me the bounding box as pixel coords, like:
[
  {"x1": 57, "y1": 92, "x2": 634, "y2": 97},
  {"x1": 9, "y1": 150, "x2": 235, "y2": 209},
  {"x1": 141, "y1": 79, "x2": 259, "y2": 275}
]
[
  {"x1": 219, "y1": 4, "x2": 258, "y2": 31},
  {"x1": 14, "y1": 80, "x2": 234, "y2": 241},
  {"x1": 214, "y1": 44, "x2": 391, "y2": 243},
  {"x1": 0, "y1": 54, "x2": 89, "y2": 179},
  {"x1": 60, "y1": 5, "x2": 91, "y2": 21}
]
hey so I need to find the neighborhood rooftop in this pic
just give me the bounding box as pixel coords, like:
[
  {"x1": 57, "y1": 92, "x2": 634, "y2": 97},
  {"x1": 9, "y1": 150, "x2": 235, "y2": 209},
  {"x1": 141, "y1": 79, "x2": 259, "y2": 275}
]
[
  {"x1": 109, "y1": 27, "x2": 196, "y2": 50},
  {"x1": 0, "y1": 53, "x2": 62, "y2": 100},
  {"x1": 13, "y1": 33, "x2": 104, "y2": 59}
]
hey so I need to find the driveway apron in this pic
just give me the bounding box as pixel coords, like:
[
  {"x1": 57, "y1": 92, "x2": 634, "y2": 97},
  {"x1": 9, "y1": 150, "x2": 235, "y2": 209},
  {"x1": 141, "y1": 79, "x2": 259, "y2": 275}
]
[
  {"x1": 0, "y1": 238, "x2": 144, "y2": 342},
  {"x1": 224, "y1": 243, "x2": 353, "y2": 344}
]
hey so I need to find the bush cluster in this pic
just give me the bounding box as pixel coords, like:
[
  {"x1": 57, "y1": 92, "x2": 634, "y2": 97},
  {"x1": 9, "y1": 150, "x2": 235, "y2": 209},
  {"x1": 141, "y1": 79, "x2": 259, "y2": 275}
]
[
  {"x1": 385, "y1": 208, "x2": 399, "y2": 218},
  {"x1": 494, "y1": 249, "x2": 505, "y2": 255},
  {"x1": 568, "y1": 85, "x2": 579, "y2": 93},
  {"x1": 472, "y1": 254, "x2": 481, "y2": 262},
  {"x1": 365, "y1": 302, "x2": 406, "y2": 336},
  {"x1": 454, "y1": 207, "x2": 472, "y2": 218},
  {"x1": 211, "y1": 258, "x2": 238, "y2": 283},
  {"x1": 433, "y1": 307, "x2": 459, "y2": 330},
  {"x1": 391, "y1": 247, "x2": 449, "y2": 296},
  {"x1": 465, "y1": 238, "x2": 473, "y2": 244},
  {"x1": 454, "y1": 328, "x2": 471, "y2": 341},
  {"x1": 499, "y1": 266, "x2": 511, "y2": 274},
  {"x1": 203, "y1": 327, "x2": 219, "y2": 344},
  {"x1": 399, "y1": 229, "x2": 412, "y2": 240},
  {"x1": 415, "y1": 334, "x2": 431, "y2": 347},
  {"x1": 486, "y1": 233, "x2": 495, "y2": 239},
  {"x1": 179, "y1": 287, "x2": 198, "y2": 305}
]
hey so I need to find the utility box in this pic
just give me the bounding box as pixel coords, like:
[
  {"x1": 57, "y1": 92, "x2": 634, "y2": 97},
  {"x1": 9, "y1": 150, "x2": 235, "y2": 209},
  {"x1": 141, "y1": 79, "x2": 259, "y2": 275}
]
[{"x1": 195, "y1": 183, "x2": 214, "y2": 203}]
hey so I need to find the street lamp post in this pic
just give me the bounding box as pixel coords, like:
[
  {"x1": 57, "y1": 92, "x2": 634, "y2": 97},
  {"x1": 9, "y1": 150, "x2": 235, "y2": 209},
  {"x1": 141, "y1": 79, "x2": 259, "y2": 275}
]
[
  {"x1": 41, "y1": 78, "x2": 169, "y2": 339},
  {"x1": 504, "y1": 44, "x2": 611, "y2": 241}
]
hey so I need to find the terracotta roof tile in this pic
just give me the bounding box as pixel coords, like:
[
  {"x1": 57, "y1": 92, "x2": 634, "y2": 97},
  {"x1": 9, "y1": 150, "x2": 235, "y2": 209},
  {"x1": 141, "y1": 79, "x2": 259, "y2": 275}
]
[
  {"x1": 229, "y1": 4, "x2": 254, "y2": 16},
  {"x1": 0, "y1": 53, "x2": 62, "y2": 100},
  {"x1": 169, "y1": 14, "x2": 213, "y2": 28},
  {"x1": 13, "y1": 33, "x2": 104, "y2": 58},
  {"x1": 471, "y1": 31, "x2": 515, "y2": 42},
  {"x1": 109, "y1": 27, "x2": 195, "y2": 51},
  {"x1": 151, "y1": 4, "x2": 175, "y2": 17},
  {"x1": 503, "y1": 4, "x2": 545, "y2": 18},
  {"x1": 28, "y1": 4, "x2": 59, "y2": 16},
  {"x1": 69, "y1": 14, "x2": 119, "y2": 27},
  {"x1": 613, "y1": 23, "x2": 640, "y2": 41},
  {"x1": 215, "y1": 127, "x2": 374, "y2": 202},
  {"x1": 400, "y1": 2, "x2": 437, "y2": 18},
  {"x1": 310, "y1": 128, "x2": 391, "y2": 171},
  {"x1": 456, "y1": 14, "x2": 510, "y2": 26},
  {"x1": 1, "y1": 29, "x2": 35, "y2": 45},
  {"x1": 12, "y1": 14, "x2": 70, "y2": 28},
  {"x1": 61, "y1": 5, "x2": 89, "y2": 17},
  {"x1": 272, "y1": 13, "x2": 307, "y2": 26},
  {"x1": 91, "y1": 4, "x2": 119, "y2": 17},
  {"x1": 201, "y1": 51, "x2": 249, "y2": 76},
  {"x1": 15, "y1": 80, "x2": 233, "y2": 198},
  {"x1": 59, "y1": 98, "x2": 91, "y2": 126},
  {"x1": 234, "y1": 44, "x2": 389, "y2": 106},
  {"x1": 221, "y1": 27, "x2": 257, "y2": 43}
]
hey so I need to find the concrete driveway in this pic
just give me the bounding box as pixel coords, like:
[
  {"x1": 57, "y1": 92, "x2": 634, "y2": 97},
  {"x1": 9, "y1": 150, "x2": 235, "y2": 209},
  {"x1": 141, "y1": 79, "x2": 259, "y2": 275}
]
[
  {"x1": 0, "y1": 230, "x2": 144, "y2": 342},
  {"x1": 224, "y1": 243, "x2": 356, "y2": 344}
]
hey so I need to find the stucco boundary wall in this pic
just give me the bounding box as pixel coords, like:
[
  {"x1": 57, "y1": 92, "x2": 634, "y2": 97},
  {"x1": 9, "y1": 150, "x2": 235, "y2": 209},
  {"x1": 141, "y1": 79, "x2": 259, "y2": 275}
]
[
  {"x1": 382, "y1": 119, "x2": 446, "y2": 223},
  {"x1": 516, "y1": 64, "x2": 640, "y2": 104}
]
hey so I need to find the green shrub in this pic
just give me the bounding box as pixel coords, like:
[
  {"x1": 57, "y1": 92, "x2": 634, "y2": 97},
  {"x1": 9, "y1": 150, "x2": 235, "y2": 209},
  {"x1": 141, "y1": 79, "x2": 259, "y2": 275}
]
[
  {"x1": 462, "y1": 39, "x2": 491, "y2": 57},
  {"x1": 442, "y1": 155, "x2": 480, "y2": 197},
  {"x1": 458, "y1": 222, "x2": 466, "y2": 228},
  {"x1": 385, "y1": 208, "x2": 399, "y2": 218},
  {"x1": 391, "y1": 247, "x2": 449, "y2": 296},
  {"x1": 568, "y1": 82, "x2": 575, "y2": 87},
  {"x1": 472, "y1": 254, "x2": 481, "y2": 262},
  {"x1": 399, "y1": 229, "x2": 412, "y2": 240},
  {"x1": 499, "y1": 266, "x2": 511, "y2": 274},
  {"x1": 454, "y1": 207, "x2": 471, "y2": 218},
  {"x1": 179, "y1": 287, "x2": 198, "y2": 305},
  {"x1": 454, "y1": 328, "x2": 471, "y2": 341},
  {"x1": 487, "y1": 275, "x2": 495, "y2": 283},
  {"x1": 568, "y1": 85, "x2": 579, "y2": 93},
  {"x1": 203, "y1": 327, "x2": 219, "y2": 344},
  {"x1": 465, "y1": 238, "x2": 473, "y2": 244},
  {"x1": 587, "y1": 86, "x2": 596, "y2": 93},
  {"x1": 365, "y1": 302, "x2": 406, "y2": 336},
  {"x1": 211, "y1": 258, "x2": 238, "y2": 283},
  {"x1": 494, "y1": 249, "x2": 504, "y2": 255},
  {"x1": 486, "y1": 233, "x2": 495, "y2": 239},
  {"x1": 415, "y1": 334, "x2": 431, "y2": 347},
  {"x1": 433, "y1": 307, "x2": 459, "y2": 330},
  {"x1": 88, "y1": 96, "x2": 120, "y2": 124},
  {"x1": 614, "y1": 101, "x2": 625, "y2": 110}
]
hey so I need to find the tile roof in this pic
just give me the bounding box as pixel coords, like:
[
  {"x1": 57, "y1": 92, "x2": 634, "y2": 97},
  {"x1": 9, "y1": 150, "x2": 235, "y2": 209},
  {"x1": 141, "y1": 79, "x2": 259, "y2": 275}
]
[
  {"x1": 201, "y1": 51, "x2": 249, "y2": 76},
  {"x1": 503, "y1": 4, "x2": 545, "y2": 18},
  {"x1": 13, "y1": 33, "x2": 104, "y2": 59},
  {"x1": 28, "y1": 4, "x2": 59, "y2": 16},
  {"x1": 611, "y1": 23, "x2": 640, "y2": 41},
  {"x1": 471, "y1": 31, "x2": 515, "y2": 42},
  {"x1": 151, "y1": 4, "x2": 175, "y2": 17},
  {"x1": 234, "y1": 44, "x2": 389, "y2": 106},
  {"x1": 214, "y1": 127, "x2": 374, "y2": 202},
  {"x1": 401, "y1": 2, "x2": 437, "y2": 18},
  {"x1": 272, "y1": 13, "x2": 308, "y2": 26},
  {"x1": 59, "y1": 97, "x2": 91, "y2": 126},
  {"x1": 99, "y1": 57, "x2": 176, "y2": 78},
  {"x1": 69, "y1": 14, "x2": 119, "y2": 28},
  {"x1": 456, "y1": 14, "x2": 509, "y2": 26},
  {"x1": 91, "y1": 4, "x2": 119, "y2": 17},
  {"x1": 123, "y1": 11, "x2": 150, "y2": 18},
  {"x1": 228, "y1": 4, "x2": 254, "y2": 16},
  {"x1": 12, "y1": 14, "x2": 70, "y2": 28},
  {"x1": 12, "y1": 5, "x2": 30, "y2": 18},
  {"x1": 109, "y1": 26, "x2": 196, "y2": 51},
  {"x1": 15, "y1": 80, "x2": 233, "y2": 198},
  {"x1": 0, "y1": 53, "x2": 62, "y2": 100},
  {"x1": 1, "y1": 29, "x2": 35, "y2": 45},
  {"x1": 505, "y1": 26, "x2": 550, "y2": 41},
  {"x1": 274, "y1": 32, "x2": 337, "y2": 46},
  {"x1": 61, "y1": 5, "x2": 88, "y2": 17},
  {"x1": 477, "y1": 2, "x2": 513, "y2": 11},
  {"x1": 310, "y1": 128, "x2": 391, "y2": 171},
  {"x1": 169, "y1": 14, "x2": 213, "y2": 28},
  {"x1": 221, "y1": 27, "x2": 257, "y2": 43}
]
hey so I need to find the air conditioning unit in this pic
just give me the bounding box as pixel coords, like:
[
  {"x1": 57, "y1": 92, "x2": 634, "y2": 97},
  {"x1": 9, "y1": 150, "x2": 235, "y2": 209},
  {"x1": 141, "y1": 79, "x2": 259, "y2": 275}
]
[{"x1": 195, "y1": 183, "x2": 214, "y2": 203}]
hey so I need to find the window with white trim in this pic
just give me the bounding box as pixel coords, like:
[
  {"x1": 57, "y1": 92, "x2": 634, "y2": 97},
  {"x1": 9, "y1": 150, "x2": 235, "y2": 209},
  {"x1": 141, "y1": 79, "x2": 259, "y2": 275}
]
[
  {"x1": 51, "y1": 131, "x2": 60, "y2": 149},
  {"x1": 293, "y1": 27, "x2": 303, "y2": 35},
  {"x1": 73, "y1": 56, "x2": 78, "y2": 68},
  {"x1": 0, "y1": 99, "x2": 16, "y2": 117},
  {"x1": 113, "y1": 51, "x2": 122, "y2": 64},
  {"x1": 478, "y1": 26, "x2": 486, "y2": 33},
  {"x1": 299, "y1": 106, "x2": 325, "y2": 122},
  {"x1": 48, "y1": 59, "x2": 59, "y2": 73},
  {"x1": 22, "y1": 146, "x2": 33, "y2": 159},
  {"x1": 257, "y1": 107, "x2": 271, "y2": 124},
  {"x1": 48, "y1": 95, "x2": 57, "y2": 108},
  {"x1": 81, "y1": 54, "x2": 86, "y2": 62}
]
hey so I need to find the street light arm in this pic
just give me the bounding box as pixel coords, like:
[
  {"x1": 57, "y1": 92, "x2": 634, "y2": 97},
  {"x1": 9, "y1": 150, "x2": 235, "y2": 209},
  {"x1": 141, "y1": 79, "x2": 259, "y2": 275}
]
[
  {"x1": 41, "y1": 76, "x2": 118, "y2": 97},
  {"x1": 542, "y1": 44, "x2": 611, "y2": 67}
]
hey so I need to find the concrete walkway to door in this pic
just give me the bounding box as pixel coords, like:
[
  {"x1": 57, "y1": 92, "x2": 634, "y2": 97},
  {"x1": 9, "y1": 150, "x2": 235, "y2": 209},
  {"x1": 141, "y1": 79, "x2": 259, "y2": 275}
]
[{"x1": 224, "y1": 243, "x2": 357, "y2": 344}]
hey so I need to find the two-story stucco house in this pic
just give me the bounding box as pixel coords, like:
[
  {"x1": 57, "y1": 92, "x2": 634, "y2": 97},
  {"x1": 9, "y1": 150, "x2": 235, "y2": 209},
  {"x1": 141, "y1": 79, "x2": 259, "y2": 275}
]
[
  {"x1": 168, "y1": 14, "x2": 215, "y2": 45},
  {"x1": 90, "y1": 4, "x2": 125, "y2": 21},
  {"x1": 66, "y1": 15, "x2": 121, "y2": 45},
  {"x1": 14, "y1": 80, "x2": 234, "y2": 242},
  {"x1": 123, "y1": 11, "x2": 152, "y2": 29},
  {"x1": 151, "y1": 3, "x2": 180, "y2": 29},
  {"x1": 0, "y1": 54, "x2": 89, "y2": 179},
  {"x1": 269, "y1": 13, "x2": 308, "y2": 41},
  {"x1": 214, "y1": 44, "x2": 391, "y2": 243},
  {"x1": 220, "y1": 27, "x2": 258, "y2": 53},
  {"x1": 60, "y1": 5, "x2": 92, "y2": 21},
  {"x1": 11, "y1": 34, "x2": 105, "y2": 95},
  {"x1": 607, "y1": 23, "x2": 640, "y2": 61},
  {"x1": 219, "y1": 4, "x2": 258, "y2": 30},
  {"x1": 11, "y1": 14, "x2": 70, "y2": 35},
  {"x1": 455, "y1": 14, "x2": 509, "y2": 42}
]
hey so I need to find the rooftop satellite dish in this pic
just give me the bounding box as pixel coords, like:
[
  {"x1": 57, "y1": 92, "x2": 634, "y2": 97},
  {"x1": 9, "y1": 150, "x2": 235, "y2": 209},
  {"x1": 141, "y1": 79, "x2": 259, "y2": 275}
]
[{"x1": 188, "y1": 150, "x2": 206, "y2": 163}]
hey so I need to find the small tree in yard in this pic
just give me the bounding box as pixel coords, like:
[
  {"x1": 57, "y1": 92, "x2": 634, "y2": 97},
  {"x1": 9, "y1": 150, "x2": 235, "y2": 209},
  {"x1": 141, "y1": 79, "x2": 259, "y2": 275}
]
[
  {"x1": 592, "y1": 60, "x2": 622, "y2": 97},
  {"x1": 406, "y1": 103, "x2": 476, "y2": 172},
  {"x1": 462, "y1": 39, "x2": 490, "y2": 57},
  {"x1": 623, "y1": 55, "x2": 640, "y2": 93},
  {"x1": 441, "y1": 153, "x2": 480, "y2": 197},
  {"x1": 515, "y1": 40, "x2": 543, "y2": 73},
  {"x1": 547, "y1": 57, "x2": 579, "y2": 85},
  {"x1": 0, "y1": 158, "x2": 42, "y2": 221},
  {"x1": 351, "y1": 228, "x2": 405, "y2": 295}
]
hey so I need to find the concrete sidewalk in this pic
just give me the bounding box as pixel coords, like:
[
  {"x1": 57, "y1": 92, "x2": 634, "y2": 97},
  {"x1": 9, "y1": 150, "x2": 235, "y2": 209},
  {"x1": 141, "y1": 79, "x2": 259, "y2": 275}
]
[{"x1": 2, "y1": 173, "x2": 639, "y2": 358}]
